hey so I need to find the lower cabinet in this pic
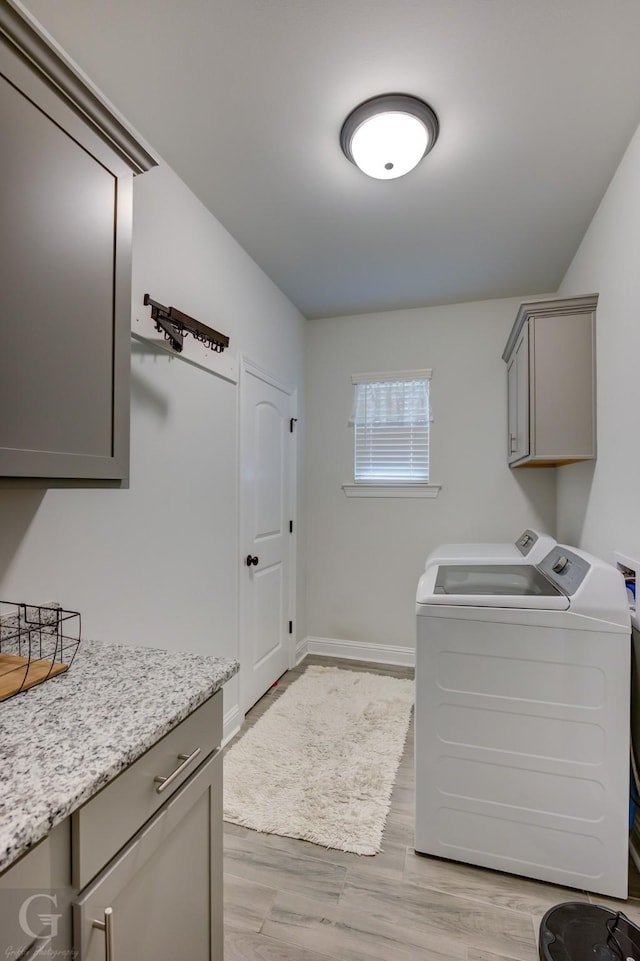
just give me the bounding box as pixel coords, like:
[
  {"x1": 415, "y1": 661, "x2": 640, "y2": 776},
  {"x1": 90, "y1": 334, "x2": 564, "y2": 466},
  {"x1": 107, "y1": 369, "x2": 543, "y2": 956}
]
[
  {"x1": 0, "y1": 692, "x2": 223, "y2": 961},
  {"x1": 75, "y1": 748, "x2": 222, "y2": 961},
  {"x1": 0, "y1": 821, "x2": 72, "y2": 959}
]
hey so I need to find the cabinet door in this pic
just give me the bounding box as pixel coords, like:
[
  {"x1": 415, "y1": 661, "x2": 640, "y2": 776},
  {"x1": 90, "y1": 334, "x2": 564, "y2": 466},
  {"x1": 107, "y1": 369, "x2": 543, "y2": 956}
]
[
  {"x1": 530, "y1": 312, "x2": 595, "y2": 461},
  {"x1": 0, "y1": 39, "x2": 133, "y2": 483},
  {"x1": 75, "y1": 749, "x2": 222, "y2": 961},
  {"x1": 0, "y1": 821, "x2": 72, "y2": 960},
  {"x1": 0, "y1": 5, "x2": 154, "y2": 485},
  {"x1": 506, "y1": 353, "x2": 518, "y2": 462},
  {"x1": 507, "y1": 325, "x2": 530, "y2": 464}
]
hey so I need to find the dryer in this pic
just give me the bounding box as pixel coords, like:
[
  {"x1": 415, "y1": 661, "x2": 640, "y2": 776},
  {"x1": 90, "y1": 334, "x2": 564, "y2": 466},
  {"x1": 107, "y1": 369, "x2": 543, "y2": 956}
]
[
  {"x1": 424, "y1": 528, "x2": 556, "y2": 569},
  {"x1": 415, "y1": 545, "x2": 631, "y2": 898}
]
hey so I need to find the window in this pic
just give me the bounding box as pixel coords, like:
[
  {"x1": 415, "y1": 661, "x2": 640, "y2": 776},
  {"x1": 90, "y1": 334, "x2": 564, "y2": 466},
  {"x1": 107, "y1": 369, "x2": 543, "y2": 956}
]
[{"x1": 349, "y1": 370, "x2": 432, "y2": 489}]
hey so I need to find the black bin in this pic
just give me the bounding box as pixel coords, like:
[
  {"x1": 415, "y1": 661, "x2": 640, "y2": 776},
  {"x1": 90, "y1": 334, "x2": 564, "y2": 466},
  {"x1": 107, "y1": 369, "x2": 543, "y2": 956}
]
[{"x1": 540, "y1": 902, "x2": 640, "y2": 961}]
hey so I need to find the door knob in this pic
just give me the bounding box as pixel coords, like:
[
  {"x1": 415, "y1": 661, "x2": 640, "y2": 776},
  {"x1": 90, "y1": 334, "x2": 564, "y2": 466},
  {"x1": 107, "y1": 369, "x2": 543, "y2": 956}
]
[{"x1": 246, "y1": 554, "x2": 259, "y2": 567}]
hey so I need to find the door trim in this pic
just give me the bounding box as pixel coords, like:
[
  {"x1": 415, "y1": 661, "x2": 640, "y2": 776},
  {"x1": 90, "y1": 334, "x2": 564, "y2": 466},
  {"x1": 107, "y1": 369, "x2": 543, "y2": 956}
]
[{"x1": 238, "y1": 355, "x2": 297, "y2": 716}]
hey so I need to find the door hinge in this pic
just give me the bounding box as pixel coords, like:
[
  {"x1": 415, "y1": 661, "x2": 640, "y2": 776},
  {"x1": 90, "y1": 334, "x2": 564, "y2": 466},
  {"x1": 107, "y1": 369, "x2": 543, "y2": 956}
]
[
  {"x1": 289, "y1": 520, "x2": 293, "y2": 533},
  {"x1": 288, "y1": 620, "x2": 293, "y2": 634},
  {"x1": 289, "y1": 417, "x2": 298, "y2": 433}
]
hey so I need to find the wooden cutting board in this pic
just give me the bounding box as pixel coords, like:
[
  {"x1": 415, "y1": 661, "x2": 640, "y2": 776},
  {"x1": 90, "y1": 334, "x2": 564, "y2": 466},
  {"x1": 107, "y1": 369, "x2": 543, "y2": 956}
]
[{"x1": 0, "y1": 652, "x2": 69, "y2": 701}]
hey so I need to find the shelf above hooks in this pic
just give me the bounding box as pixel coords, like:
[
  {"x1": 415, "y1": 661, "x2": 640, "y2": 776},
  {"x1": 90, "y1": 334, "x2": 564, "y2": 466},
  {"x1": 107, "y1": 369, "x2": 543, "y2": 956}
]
[{"x1": 143, "y1": 294, "x2": 230, "y2": 354}]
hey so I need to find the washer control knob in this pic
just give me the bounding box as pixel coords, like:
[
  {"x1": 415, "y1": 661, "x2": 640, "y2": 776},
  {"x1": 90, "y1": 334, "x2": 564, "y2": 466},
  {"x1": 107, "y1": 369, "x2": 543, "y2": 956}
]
[{"x1": 552, "y1": 555, "x2": 569, "y2": 573}]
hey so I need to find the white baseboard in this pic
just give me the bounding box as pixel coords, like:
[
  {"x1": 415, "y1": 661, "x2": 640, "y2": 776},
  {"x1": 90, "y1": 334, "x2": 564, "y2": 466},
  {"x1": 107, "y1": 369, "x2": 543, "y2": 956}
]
[
  {"x1": 303, "y1": 635, "x2": 415, "y2": 668},
  {"x1": 295, "y1": 636, "x2": 308, "y2": 665},
  {"x1": 223, "y1": 704, "x2": 242, "y2": 746}
]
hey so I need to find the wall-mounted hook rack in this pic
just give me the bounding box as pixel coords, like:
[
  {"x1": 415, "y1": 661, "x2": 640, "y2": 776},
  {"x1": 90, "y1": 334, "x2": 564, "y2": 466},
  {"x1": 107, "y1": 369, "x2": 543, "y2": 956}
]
[{"x1": 143, "y1": 294, "x2": 230, "y2": 354}]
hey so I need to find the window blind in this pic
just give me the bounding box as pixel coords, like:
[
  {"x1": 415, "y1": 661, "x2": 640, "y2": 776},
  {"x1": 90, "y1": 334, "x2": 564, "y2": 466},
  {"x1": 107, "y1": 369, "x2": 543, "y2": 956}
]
[{"x1": 351, "y1": 375, "x2": 430, "y2": 484}]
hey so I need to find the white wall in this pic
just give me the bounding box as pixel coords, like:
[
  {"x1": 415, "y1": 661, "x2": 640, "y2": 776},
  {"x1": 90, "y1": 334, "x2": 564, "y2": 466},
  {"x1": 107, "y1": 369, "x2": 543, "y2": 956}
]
[
  {"x1": 556, "y1": 123, "x2": 640, "y2": 566},
  {"x1": 304, "y1": 298, "x2": 557, "y2": 653},
  {"x1": 0, "y1": 162, "x2": 306, "y2": 731}
]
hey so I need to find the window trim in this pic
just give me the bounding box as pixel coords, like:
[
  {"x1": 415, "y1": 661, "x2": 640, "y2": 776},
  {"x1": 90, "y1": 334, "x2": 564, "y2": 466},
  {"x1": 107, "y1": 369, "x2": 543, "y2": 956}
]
[
  {"x1": 342, "y1": 483, "x2": 441, "y2": 498},
  {"x1": 351, "y1": 369, "x2": 432, "y2": 385},
  {"x1": 349, "y1": 369, "x2": 435, "y2": 492}
]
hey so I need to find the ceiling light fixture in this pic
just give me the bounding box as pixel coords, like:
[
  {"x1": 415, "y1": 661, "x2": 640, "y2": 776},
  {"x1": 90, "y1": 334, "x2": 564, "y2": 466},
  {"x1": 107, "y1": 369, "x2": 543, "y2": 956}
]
[{"x1": 340, "y1": 94, "x2": 439, "y2": 181}]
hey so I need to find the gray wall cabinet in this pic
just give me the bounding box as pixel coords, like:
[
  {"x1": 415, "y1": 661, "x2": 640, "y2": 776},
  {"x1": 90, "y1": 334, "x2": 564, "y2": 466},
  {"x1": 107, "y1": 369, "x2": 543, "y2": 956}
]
[
  {"x1": 502, "y1": 295, "x2": 597, "y2": 468},
  {"x1": 0, "y1": 1, "x2": 155, "y2": 485}
]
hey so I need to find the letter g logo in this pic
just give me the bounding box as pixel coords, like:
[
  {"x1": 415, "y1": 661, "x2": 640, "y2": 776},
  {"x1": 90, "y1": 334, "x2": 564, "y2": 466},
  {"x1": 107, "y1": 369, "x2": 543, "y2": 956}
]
[{"x1": 18, "y1": 893, "x2": 62, "y2": 940}]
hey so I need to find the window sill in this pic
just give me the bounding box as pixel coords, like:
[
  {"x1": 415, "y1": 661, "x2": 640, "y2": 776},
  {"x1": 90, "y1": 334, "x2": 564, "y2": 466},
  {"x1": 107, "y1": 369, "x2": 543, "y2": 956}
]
[{"x1": 342, "y1": 484, "x2": 442, "y2": 499}]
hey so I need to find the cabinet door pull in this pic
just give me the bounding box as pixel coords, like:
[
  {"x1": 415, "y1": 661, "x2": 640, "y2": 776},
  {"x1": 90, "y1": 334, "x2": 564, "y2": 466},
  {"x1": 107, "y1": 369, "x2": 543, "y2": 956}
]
[
  {"x1": 154, "y1": 747, "x2": 202, "y2": 794},
  {"x1": 509, "y1": 432, "x2": 517, "y2": 454},
  {"x1": 92, "y1": 906, "x2": 114, "y2": 961}
]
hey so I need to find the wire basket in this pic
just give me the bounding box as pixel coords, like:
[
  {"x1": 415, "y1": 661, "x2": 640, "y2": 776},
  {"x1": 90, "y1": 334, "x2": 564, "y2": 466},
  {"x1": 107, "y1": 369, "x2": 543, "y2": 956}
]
[{"x1": 0, "y1": 601, "x2": 81, "y2": 702}]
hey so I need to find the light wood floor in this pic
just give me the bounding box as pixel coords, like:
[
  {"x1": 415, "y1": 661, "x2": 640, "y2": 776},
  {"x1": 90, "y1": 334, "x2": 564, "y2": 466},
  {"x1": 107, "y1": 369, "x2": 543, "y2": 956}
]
[{"x1": 224, "y1": 655, "x2": 640, "y2": 961}]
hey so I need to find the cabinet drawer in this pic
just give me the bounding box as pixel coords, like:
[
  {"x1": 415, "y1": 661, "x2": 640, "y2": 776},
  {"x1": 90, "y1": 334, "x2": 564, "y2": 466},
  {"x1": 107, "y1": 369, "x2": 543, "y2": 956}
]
[{"x1": 73, "y1": 691, "x2": 221, "y2": 889}]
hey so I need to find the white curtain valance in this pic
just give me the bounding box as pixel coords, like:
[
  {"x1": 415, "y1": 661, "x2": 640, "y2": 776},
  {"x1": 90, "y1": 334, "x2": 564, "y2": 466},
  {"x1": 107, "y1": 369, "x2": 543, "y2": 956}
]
[{"x1": 349, "y1": 376, "x2": 431, "y2": 427}]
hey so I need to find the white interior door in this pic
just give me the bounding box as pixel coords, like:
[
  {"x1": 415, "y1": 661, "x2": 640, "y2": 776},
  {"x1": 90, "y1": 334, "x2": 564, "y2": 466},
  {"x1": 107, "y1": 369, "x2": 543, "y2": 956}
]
[{"x1": 239, "y1": 361, "x2": 294, "y2": 713}]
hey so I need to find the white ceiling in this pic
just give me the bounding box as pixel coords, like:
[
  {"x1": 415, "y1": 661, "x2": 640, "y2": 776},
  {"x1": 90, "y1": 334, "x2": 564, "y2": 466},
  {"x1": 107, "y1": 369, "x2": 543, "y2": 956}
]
[{"x1": 21, "y1": 0, "x2": 640, "y2": 318}]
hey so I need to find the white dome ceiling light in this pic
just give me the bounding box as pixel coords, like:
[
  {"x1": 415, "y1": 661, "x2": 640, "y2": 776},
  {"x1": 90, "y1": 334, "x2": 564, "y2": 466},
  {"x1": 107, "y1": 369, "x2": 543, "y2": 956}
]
[{"x1": 340, "y1": 94, "x2": 439, "y2": 181}]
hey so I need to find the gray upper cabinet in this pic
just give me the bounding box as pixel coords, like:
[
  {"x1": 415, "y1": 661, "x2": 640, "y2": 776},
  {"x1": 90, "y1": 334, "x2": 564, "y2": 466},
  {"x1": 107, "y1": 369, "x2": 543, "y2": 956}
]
[
  {"x1": 502, "y1": 294, "x2": 597, "y2": 468},
  {"x1": 0, "y1": 1, "x2": 155, "y2": 485}
]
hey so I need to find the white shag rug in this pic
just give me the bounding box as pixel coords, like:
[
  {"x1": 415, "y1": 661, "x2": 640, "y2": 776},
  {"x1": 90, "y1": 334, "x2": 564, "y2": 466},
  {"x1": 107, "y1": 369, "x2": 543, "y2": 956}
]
[{"x1": 223, "y1": 665, "x2": 414, "y2": 855}]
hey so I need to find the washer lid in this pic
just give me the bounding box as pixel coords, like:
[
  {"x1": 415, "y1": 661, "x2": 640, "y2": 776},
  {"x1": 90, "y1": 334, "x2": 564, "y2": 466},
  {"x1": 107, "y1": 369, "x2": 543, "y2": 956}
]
[
  {"x1": 417, "y1": 563, "x2": 570, "y2": 610},
  {"x1": 424, "y1": 530, "x2": 556, "y2": 569}
]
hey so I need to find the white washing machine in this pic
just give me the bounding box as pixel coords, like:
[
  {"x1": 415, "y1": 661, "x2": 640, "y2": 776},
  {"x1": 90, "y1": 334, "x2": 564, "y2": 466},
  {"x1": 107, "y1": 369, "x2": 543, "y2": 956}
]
[
  {"x1": 425, "y1": 528, "x2": 556, "y2": 569},
  {"x1": 415, "y1": 545, "x2": 631, "y2": 898}
]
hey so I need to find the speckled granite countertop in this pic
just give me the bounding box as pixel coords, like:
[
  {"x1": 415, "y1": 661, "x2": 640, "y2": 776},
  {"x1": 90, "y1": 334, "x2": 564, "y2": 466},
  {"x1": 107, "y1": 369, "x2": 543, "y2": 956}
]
[{"x1": 0, "y1": 638, "x2": 238, "y2": 874}]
